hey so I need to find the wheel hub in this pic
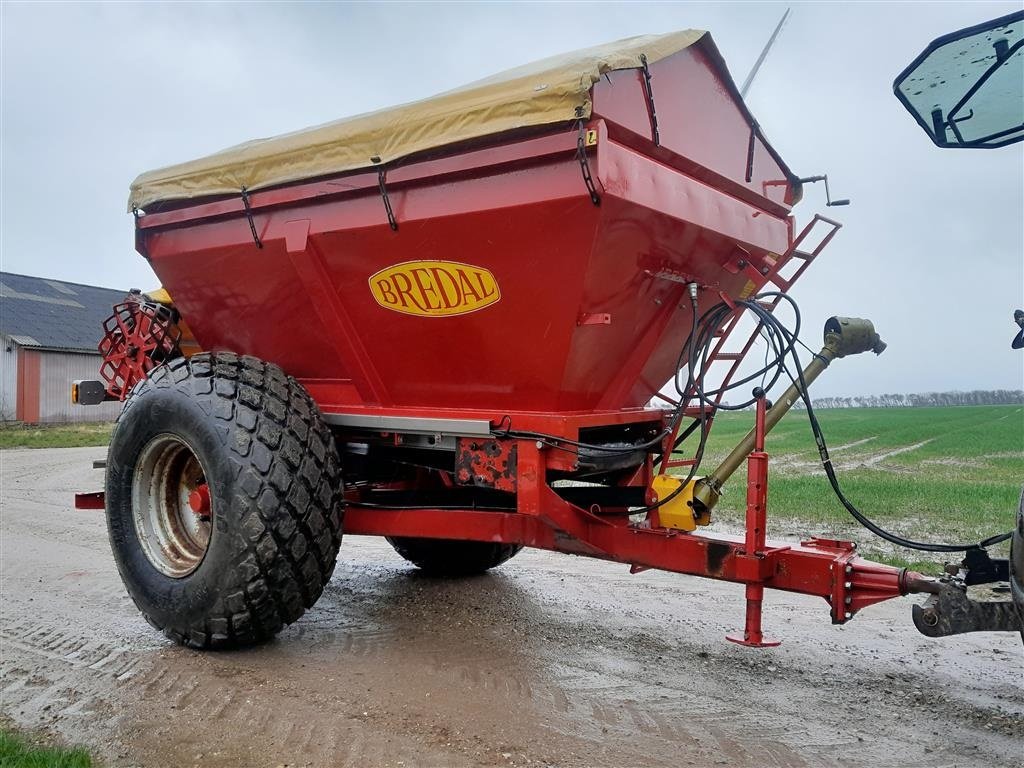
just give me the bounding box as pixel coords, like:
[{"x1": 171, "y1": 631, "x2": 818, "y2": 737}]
[
  {"x1": 187, "y1": 484, "x2": 211, "y2": 520},
  {"x1": 132, "y1": 434, "x2": 212, "y2": 578}
]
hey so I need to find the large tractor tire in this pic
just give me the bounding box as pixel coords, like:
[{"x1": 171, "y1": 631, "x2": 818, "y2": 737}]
[
  {"x1": 386, "y1": 537, "x2": 521, "y2": 576},
  {"x1": 105, "y1": 352, "x2": 343, "y2": 649}
]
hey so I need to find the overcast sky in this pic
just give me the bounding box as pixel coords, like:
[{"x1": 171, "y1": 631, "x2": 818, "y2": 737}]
[{"x1": 1, "y1": 1, "x2": 1022, "y2": 397}]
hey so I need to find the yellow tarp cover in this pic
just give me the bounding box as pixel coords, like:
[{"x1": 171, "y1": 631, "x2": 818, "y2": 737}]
[{"x1": 128, "y1": 30, "x2": 706, "y2": 211}]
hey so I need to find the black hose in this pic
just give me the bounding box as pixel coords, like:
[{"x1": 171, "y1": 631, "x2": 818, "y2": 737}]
[
  {"x1": 642, "y1": 293, "x2": 801, "y2": 512},
  {"x1": 646, "y1": 290, "x2": 1011, "y2": 551},
  {"x1": 780, "y1": 336, "x2": 1011, "y2": 552},
  {"x1": 753, "y1": 297, "x2": 1012, "y2": 553}
]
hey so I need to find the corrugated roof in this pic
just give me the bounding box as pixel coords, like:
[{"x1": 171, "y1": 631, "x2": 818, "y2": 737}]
[{"x1": 0, "y1": 272, "x2": 127, "y2": 352}]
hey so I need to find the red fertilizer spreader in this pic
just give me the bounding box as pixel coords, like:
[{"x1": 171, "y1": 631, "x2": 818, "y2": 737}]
[{"x1": 73, "y1": 29, "x2": 1022, "y2": 648}]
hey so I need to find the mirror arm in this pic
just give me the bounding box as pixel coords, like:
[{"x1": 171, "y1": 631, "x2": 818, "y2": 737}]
[{"x1": 947, "y1": 38, "x2": 1023, "y2": 126}]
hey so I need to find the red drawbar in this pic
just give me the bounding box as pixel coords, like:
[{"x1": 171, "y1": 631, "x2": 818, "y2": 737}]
[{"x1": 341, "y1": 408, "x2": 916, "y2": 640}]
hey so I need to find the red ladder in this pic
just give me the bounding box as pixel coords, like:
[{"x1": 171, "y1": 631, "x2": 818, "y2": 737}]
[{"x1": 660, "y1": 214, "x2": 842, "y2": 472}]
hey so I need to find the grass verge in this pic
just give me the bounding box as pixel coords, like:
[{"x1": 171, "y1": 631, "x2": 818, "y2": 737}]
[
  {"x1": 0, "y1": 728, "x2": 93, "y2": 768},
  {"x1": 0, "y1": 422, "x2": 113, "y2": 450}
]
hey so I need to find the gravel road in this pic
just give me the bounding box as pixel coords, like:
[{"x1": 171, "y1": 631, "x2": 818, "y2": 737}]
[{"x1": 1, "y1": 447, "x2": 1021, "y2": 767}]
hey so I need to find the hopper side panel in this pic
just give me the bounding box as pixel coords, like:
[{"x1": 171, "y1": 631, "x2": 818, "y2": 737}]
[
  {"x1": 311, "y1": 198, "x2": 598, "y2": 411},
  {"x1": 144, "y1": 154, "x2": 604, "y2": 412},
  {"x1": 147, "y1": 233, "x2": 354, "y2": 386},
  {"x1": 556, "y1": 142, "x2": 789, "y2": 410},
  {"x1": 592, "y1": 45, "x2": 794, "y2": 211},
  {"x1": 598, "y1": 139, "x2": 790, "y2": 257}
]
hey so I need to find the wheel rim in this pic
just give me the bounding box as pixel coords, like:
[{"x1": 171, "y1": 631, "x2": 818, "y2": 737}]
[{"x1": 132, "y1": 434, "x2": 212, "y2": 578}]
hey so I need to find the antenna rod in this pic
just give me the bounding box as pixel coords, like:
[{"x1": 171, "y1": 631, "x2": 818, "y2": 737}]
[{"x1": 740, "y1": 7, "x2": 791, "y2": 99}]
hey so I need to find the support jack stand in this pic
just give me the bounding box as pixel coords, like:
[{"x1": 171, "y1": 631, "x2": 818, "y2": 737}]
[
  {"x1": 727, "y1": 584, "x2": 781, "y2": 647},
  {"x1": 725, "y1": 392, "x2": 781, "y2": 648}
]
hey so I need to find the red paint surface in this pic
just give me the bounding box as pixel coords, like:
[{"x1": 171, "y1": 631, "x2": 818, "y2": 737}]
[
  {"x1": 136, "y1": 49, "x2": 796, "y2": 416},
  {"x1": 16, "y1": 348, "x2": 40, "y2": 424},
  {"x1": 74, "y1": 491, "x2": 106, "y2": 510},
  {"x1": 188, "y1": 484, "x2": 211, "y2": 516},
  {"x1": 725, "y1": 396, "x2": 781, "y2": 647},
  {"x1": 592, "y1": 46, "x2": 795, "y2": 212}
]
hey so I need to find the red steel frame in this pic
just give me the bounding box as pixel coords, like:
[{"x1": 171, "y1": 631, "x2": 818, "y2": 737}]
[
  {"x1": 77, "y1": 398, "x2": 922, "y2": 640},
  {"x1": 341, "y1": 400, "x2": 922, "y2": 642}
]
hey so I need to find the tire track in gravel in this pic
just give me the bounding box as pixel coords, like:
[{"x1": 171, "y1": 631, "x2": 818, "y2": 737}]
[
  {"x1": 1, "y1": 610, "x2": 472, "y2": 768},
  {"x1": 305, "y1": 563, "x2": 784, "y2": 765}
]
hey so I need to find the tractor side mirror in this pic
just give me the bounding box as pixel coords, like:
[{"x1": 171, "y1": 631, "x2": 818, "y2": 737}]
[{"x1": 894, "y1": 10, "x2": 1024, "y2": 148}]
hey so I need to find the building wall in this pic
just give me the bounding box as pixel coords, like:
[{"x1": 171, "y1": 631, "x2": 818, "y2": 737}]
[
  {"x1": 38, "y1": 350, "x2": 123, "y2": 423},
  {"x1": 0, "y1": 334, "x2": 18, "y2": 421},
  {"x1": 1, "y1": 341, "x2": 125, "y2": 424}
]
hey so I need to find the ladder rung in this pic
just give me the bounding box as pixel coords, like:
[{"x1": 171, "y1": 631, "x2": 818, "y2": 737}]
[
  {"x1": 715, "y1": 352, "x2": 743, "y2": 361},
  {"x1": 664, "y1": 458, "x2": 698, "y2": 468},
  {"x1": 682, "y1": 405, "x2": 715, "y2": 417},
  {"x1": 790, "y1": 249, "x2": 814, "y2": 261}
]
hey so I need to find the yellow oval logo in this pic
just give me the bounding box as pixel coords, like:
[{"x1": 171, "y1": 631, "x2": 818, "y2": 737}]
[{"x1": 368, "y1": 260, "x2": 501, "y2": 317}]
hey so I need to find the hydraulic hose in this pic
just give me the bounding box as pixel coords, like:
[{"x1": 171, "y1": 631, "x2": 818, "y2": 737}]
[{"x1": 655, "y1": 290, "x2": 1011, "y2": 553}]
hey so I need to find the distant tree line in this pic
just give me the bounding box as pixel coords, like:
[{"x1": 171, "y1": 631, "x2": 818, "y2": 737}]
[{"x1": 806, "y1": 390, "x2": 1024, "y2": 409}]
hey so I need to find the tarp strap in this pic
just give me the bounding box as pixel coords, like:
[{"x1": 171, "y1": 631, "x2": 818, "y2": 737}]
[
  {"x1": 132, "y1": 207, "x2": 150, "y2": 261},
  {"x1": 240, "y1": 188, "x2": 264, "y2": 249},
  {"x1": 575, "y1": 113, "x2": 601, "y2": 207},
  {"x1": 639, "y1": 54, "x2": 660, "y2": 146},
  {"x1": 745, "y1": 123, "x2": 758, "y2": 183},
  {"x1": 377, "y1": 169, "x2": 398, "y2": 232}
]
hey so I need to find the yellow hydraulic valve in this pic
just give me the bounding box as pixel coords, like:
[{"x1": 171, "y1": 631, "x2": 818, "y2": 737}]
[{"x1": 650, "y1": 475, "x2": 711, "y2": 532}]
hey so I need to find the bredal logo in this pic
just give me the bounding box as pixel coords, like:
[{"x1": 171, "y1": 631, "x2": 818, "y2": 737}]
[{"x1": 369, "y1": 261, "x2": 501, "y2": 317}]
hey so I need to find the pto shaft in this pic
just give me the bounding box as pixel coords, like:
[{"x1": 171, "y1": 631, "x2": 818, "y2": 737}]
[{"x1": 692, "y1": 317, "x2": 886, "y2": 513}]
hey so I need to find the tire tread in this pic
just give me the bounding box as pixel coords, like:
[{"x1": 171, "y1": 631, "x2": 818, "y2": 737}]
[
  {"x1": 113, "y1": 352, "x2": 343, "y2": 649},
  {"x1": 387, "y1": 537, "x2": 521, "y2": 577}
]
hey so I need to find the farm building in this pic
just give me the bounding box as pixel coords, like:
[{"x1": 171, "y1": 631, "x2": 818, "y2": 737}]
[{"x1": 1, "y1": 271, "x2": 126, "y2": 423}]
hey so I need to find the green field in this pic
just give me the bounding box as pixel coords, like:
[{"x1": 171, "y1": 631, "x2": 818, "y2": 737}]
[
  {"x1": 0, "y1": 422, "x2": 113, "y2": 449},
  {"x1": 680, "y1": 404, "x2": 1023, "y2": 570}
]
